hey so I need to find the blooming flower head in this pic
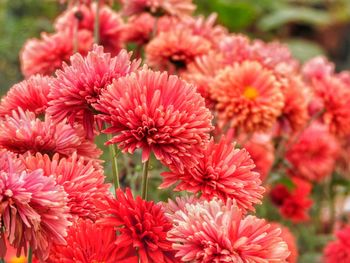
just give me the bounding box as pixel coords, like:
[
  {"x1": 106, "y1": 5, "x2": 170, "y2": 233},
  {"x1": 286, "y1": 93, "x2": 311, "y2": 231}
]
[
  {"x1": 49, "y1": 219, "x2": 134, "y2": 263},
  {"x1": 270, "y1": 223, "x2": 298, "y2": 263},
  {"x1": 122, "y1": 13, "x2": 156, "y2": 46},
  {"x1": 145, "y1": 28, "x2": 212, "y2": 73},
  {"x1": 20, "y1": 31, "x2": 92, "y2": 77},
  {"x1": 167, "y1": 198, "x2": 290, "y2": 262},
  {"x1": 0, "y1": 75, "x2": 52, "y2": 118},
  {"x1": 47, "y1": 45, "x2": 140, "y2": 139},
  {"x1": 97, "y1": 69, "x2": 213, "y2": 173},
  {"x1": 302, "y1": 56, "x2": 334, "y2": 81},
  {"x1": 286, "y1": 123, "x2": 339, "y2": 182},
  {"x1": 270, "y1": 177, "x2": 313, "y2": 223},
  {"x1": 211, "y1": 61, "x2": 284, "y2": 133},
  {"x1": 121, "y1": 0, "x2": 195, "y2": 17},
  {"x1": 0, "y1": 169, "x2": 71, "y2": 261},
  {"x1": 161, "y1": 136, "x2": 264, "y2": 213},
  {"x1": 324, "y1": 225, "x2": 350, "y2": 263},
  {"x1": 55, "y1": 3, "x2": 124, "y2": 55},
  {"x1": 97, "y1": 188, "x2": 177, "y2": 262},
  {"x1": 219, "y1": 34, "x2": 252, "y2": 64},
  {"x1": 0, "y1": 149, "x2": 24, "y2": 174},
  {"x1": 0, "y1": 108, "x2": 101, "y2": 160},
  {"x1": 23, "y1": 152, "x2": 110, "y2": 221}
]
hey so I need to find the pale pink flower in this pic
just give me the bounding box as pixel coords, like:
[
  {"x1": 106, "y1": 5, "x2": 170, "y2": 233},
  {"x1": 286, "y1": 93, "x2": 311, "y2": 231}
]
[{"x1": 302, "y1": 56, "x2": 334, "y2": 81}]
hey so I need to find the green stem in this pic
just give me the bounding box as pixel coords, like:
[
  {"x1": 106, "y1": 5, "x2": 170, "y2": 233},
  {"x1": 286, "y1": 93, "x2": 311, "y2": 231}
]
[
  {"x1": 94, "y1": 0, "x2": 100, "y2": 44},
  {"x1": 28, "y1": 247, "x2": 33, "y2": 263},
  {"x1": 0, "y1": 258, "x2": 4, "y2": 263},
  {"x1": 107, "y1": 133, "x2": 120, "y2": 189},
  {"x1": 141, "y1": 160, "x2": 150, "y2": 200},
  {"x1": 328, "y1": 174, "x2": 336, "y2": 233}
]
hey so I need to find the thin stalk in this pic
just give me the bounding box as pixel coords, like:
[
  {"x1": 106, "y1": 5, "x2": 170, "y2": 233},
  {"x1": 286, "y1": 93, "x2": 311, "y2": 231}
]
[
  {"x1": 141, "y1": 160, "x2": 150, "y2": 200},
  {"x1": 328, "y1": 174, "x2": 336, "y2": 233},
  {"x1": 28, "y1": 247, "x2": 33, "y2": 263},
  {"x1": 94, "y1": 0, "x2": 100, "y2": 44},
  {"x1": 0, "y1": 258, "x2": 4, "y2": 263},
  {"x1": 73, "y1": 19, "x2": 78, "y2": 53},
  {"x1": 107, "y1": 133, "x2": 120, "y2": 189}
]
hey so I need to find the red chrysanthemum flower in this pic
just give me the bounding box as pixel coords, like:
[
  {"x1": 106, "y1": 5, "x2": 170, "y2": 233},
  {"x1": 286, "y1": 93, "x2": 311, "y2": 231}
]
[
  {"x1": 20, "y1": 31, "x2": 93, "y2": 78},
  {"x1": 122, "y1": 13, "x2": 156, "y2": 46},
  {"x1": 211, "y1": 61, "x2": 284, "y2": 133},
  {"x1": 97, "y1": 188, "x2": 177, "y2": 263},
  {"x1": 302, "y1": 56, "x2": 334, "y2": 81},
  {"x1": 47, "y1": 45, "x2": 140, "y2": 139},
  {"x1": 270, "y1": 223, "x2": 298, "y2": 263},
  {"x1": 270, "y1": 177, "x2": 313, "y2": 223},
  {"x1": 55, "y1": 4, "x2": 124, "y2": 55},
  {"x1": 0, "y1": 75, "x2": 52, "y2": 117},
  {"x1": 97, "y1": 69, "x2": 213, "y2": 173},
  {"x1": 161, "y1": 136, "x2": 264, "y2": 213},
  {"x1": 286, "y1": 123, "x2": 339, "y2": 182},
  {"x1": 167, "y1": 198, "x2": 290, "y2": 262},
  {"x1": 0, "y1": 169, "x2": 71, "y2": 261},
  {"x1": 145, "y1": 28, "x2": 212, "y2": 72},
  {"x1": 0, "y1": 108, "x2": 101, "y2": 160},
  {"x1": 23, "y1": 153, "x2": 110, "y2": 221},
  {"x1": 324, "y1": 225, "x2": 350, "y2": 263},
  {"x1": 49, "y1": 219, "x2": 135, "y2": 263},
  {"x1": 121, "y1": 0, "x2": 195, "y2": 17}
]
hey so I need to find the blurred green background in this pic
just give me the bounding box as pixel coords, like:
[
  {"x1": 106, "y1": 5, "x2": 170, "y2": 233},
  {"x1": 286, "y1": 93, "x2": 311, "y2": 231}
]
[{"x1": 1, "y1": 0, "x2": 350, "y2": 92}]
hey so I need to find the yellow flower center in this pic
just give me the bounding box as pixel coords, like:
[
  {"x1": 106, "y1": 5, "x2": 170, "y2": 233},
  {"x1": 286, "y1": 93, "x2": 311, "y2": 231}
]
[
  {"x1": 9, "y1": 256, "x2": 26, "y2": 263},
  {"x1": 243, "y1": 86, "x2": 259, "y2": 100}
]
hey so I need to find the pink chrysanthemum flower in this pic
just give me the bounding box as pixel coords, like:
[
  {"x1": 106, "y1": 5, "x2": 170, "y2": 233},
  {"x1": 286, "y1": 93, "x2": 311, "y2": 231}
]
[
  {"x1": 97, "y1": 69, "x2": 213, "y2": 173},
  {"x1": 0, "y1": 75, "x2": 52, "y2": 117},
  {"x1": 219, "y1": 34, "x2": 252, "y2": 64},
  {"x1": 145, "y1": 28, "x2": 212, "y2": 72},
  {"x1": 0, "y1": 108, "x2": 101, "y2": 160},
  {"x1": 97, "y1": 188, "x2": 177, "y2": 263},
  {"x1": 121, "y1": 0, "x2": 195, "y2": 17},
  {"x1": 286, "y1": 123, "x2": 339, "y2": 182},
  {"x1": 0, "y1": 169, "x2": 71, "y2": 261},
  {"x1": 167, "y1": 198, "x2": 290, "y2": 262},
  {"x1": 47, "y1": 45, "x2": 140, "y2": 139},
  {"x1": 122, "y1": 13, "x2": 155, "y2": 46},
  {"x1": 20, "y1": 31, "x2": 93, "y2": 77},
  {"x1": 324, "y1": 225, "x2": 350, "y2": 263},
  {"x1": 23, "y1": 153, "x2": 110, "y2": 221},
  {"x1": 270, "y1": 223, "x2": 298, "y2": 263},
  {"x1": 49, "y1": 219, "x2": 135, "y2": 263},
  {"x1": 55, "y1": 4, "x2": 124, "y2": 55},
  {"x1": 302, "y1": 56, "x2": 334, "y2": 81},
  {"x1": 0, "y1": 149, "x2": 25, "y2": 173},
  {"x1": 161, "y1": 137, "x2": 264, "y2": 213},
  {"x1": 211, "y1": 61, "x2": 284, "y2": 133}
]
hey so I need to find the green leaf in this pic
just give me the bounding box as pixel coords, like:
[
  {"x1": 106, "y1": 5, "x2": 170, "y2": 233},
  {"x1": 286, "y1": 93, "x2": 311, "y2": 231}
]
[{"x1": 286, "y1": 39, "x2": 326, "y2": 62}]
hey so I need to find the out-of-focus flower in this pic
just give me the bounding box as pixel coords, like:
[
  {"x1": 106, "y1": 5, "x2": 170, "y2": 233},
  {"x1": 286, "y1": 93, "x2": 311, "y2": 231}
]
[
  {"x1": 0, "y1": 75, "x2": 52, "y2": 117},
  {"x1": 55, "y1": 4, "x2": 124, "y2": 55},
  {"x1": 167, "y1": 198, "x2": 290, "y2": 262},
  {"x1": 121, "y1": 0, "x2": 195, "y2": 17},
  {"x1": 219, "y1": 34, "x2": 252, "y2": 64},
  {"x1": 211, "y1": 61, "x2": 284, "y2": 133},
  {"x1": 302, "y1": 56, "x2": 334, "y2": 81},
  {"x1": 97, "y1": 188, "x2": 177, "y2": 262},
  {"x1": 47, "y1": 45, "x2": 140, "y2": 139},
  {"x1": 286, "y1": 123, "x2": 339, "y2": 182},
  {"x1": 0, "y1": 169, "x2": 71, "y2": 261},
  {"x1": 122, "y1": 13, "x2": 155, "y2": 45},
  {"x1": 145, "y1": 28, "x2": 212, "y2": 72},
  {"x1": 3, "y1": 240, "x2": 27, "y2": 263},
  {"x1": 0, "y1": 108, "x2": 101, "y2": 160},
  {"x1": 20, "y1": 31, "x2": 93, "y2": 77},
  {"x1": 270, "y1": 177, "x2": 313, "y2": 223},
  {"x1": 324, "y1": 225, "x2": 350, "y2": 263},
  {"x1": 49, "y1": 219, "x2": 134, "y2": 263},
  {"x1": 161, "y1": 137, "x2": 264, "y2": 213},
  {"x1": 97, "y1": 69, "x2": 213, "y2": 173},
  {"x1": 23, "y1": 153, "x2": 110, "y2": 221},
  {"x1": 270, "y1": 223, "x2": 298, "y2": 263}
]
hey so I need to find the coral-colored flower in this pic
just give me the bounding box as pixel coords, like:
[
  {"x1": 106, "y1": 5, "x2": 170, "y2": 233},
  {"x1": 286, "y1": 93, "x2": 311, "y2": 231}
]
[
  {"x1": 145, "y1": 28, "x2": 212, "y2": 72},
  {"x1": 0, "y1": 169, "x2": 70, "y2": 261},
  {"x1": 167, "y1": 198, "x2": 290, "y2": 262},
  {"x1": 47, "y1": 45, "x2": 140, "y2": 139},
  {"x1": 20, "y1": 31, "x2": 92, "y2": 77},
  {"x1": 121, "y1": 0, "x2": 195, "y2": 17},
  {"x1": 161, "y1": 137, "x2": 264, "y2": 213},
  {"x1": 23, "y1": 153, "x2": 110, "y2": 221},
  {"x1": 97, "y1": 69, "x2": 213, "y2": 173},
  {"x1": 55, "y1": 4, "x2": 124, "y2": 55},
  {"x1": 270, "y1": 223, "x2": 298, "y2": 263},
  {"x1": 49, "y1": 219, "x2": 135, "y2": 263},
  {"x1": 211, "y1": 61, "x2": 284, "y2": 132},
  {"x1": 97, "y1": 188, "x2": 177, "y2": 263},
  {"x1": 122, "y1": 13, "x2": 155, "y2": 45},
  {"x1": 0, "y1": 75, "x2": 52, "y2": 117},
  {"x1": 324, "y1": 225, "x2": 350, "y2": 263},
  {"x1": 219, "y1": 34, "x2": 252, "y2": 64},
  {"x1": 286, "y1": 123, "x2": 339, "y2": 182},
  {"x1": 0, "y1": 108, "x2": 101, "y2": 160},
  {"x1": 302, "y1": 56, "x2": 334, "y2": 81},
  {"x1": 270, "y1": 177, "x2": 313, "y2": 223}
]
